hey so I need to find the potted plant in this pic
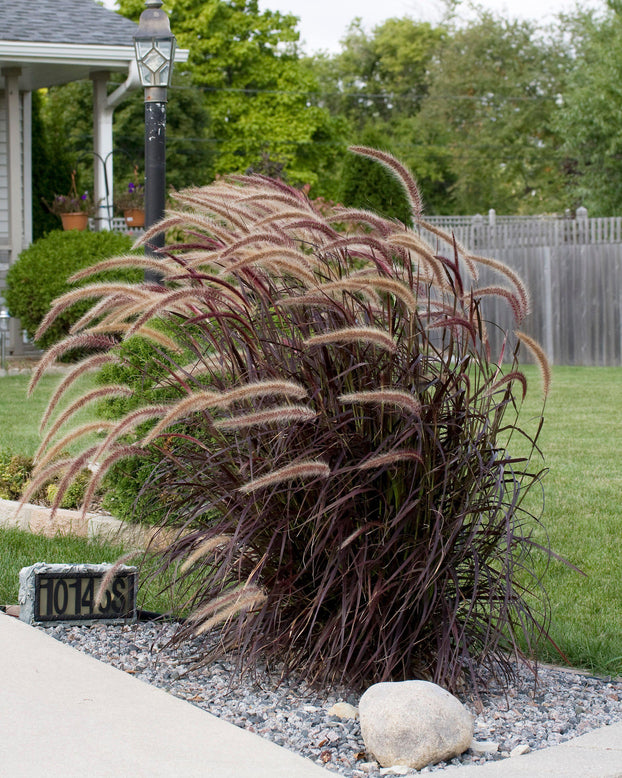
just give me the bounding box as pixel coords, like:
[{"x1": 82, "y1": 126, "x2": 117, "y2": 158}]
[
  {"x1": 115, "y1": 168, "x2": 145, "y2": 228},
  {"x1": 44, "y1": 171, "x2": 94, "y2": 231}
]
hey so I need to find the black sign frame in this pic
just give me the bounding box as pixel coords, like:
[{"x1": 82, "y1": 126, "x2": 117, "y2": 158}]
[{"x1": 33, "y1": 569, "x2": 138, "y2": 623}]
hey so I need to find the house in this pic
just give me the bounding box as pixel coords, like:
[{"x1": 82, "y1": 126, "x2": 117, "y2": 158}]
[{"x1": 0, "y1": 0, "x2": 186, "y2": 353}]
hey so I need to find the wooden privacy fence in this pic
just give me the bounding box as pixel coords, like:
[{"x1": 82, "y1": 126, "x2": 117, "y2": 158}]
[{"x1": 418, "y1": 210, "x2": 622, "y2": 366}]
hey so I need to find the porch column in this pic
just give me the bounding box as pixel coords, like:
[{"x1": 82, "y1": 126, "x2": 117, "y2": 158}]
[
  {"x1": 3, "y1": 67, "x2": 23, "y2": 355},
  {"x1": 92, "y1": 71, "x2": 114, "y2": 231}
]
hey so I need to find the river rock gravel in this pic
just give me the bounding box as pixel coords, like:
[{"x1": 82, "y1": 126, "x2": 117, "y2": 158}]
[{"x1": 39, "y1": 621, "x2": 622, "y2": 775}]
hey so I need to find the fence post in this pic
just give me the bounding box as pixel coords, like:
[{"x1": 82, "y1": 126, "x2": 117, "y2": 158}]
[
  {"x1": 576, "y1": 206, "x2": 588, "y2": 244},
  {"x1": 543, "y1": 246, "x2": 554, "y2": 365},
  {"x1": 472, "y1": 214, "x2": 483, "y2": 250},
  {"x1": 488, "y1": 209, "x2": 496, "y2": 250}
]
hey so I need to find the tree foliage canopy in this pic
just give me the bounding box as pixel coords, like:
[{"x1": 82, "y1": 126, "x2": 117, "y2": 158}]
[{"x1": 32, "y1": 2, "x2": 622, "y2": 217}]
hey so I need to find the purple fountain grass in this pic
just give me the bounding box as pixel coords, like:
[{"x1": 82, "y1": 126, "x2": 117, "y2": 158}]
[
  {"x1": 28, "y1": 147, "x2": 555, "y2": 693},
  {"x1": 348, "y1": 146, "x2": 424, "y2": 218},
  {"x1": 304, "y1": 326, "x2": 398, "y2": 353}
]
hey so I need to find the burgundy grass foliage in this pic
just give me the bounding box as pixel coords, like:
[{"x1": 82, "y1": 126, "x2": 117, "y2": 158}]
[{"x1": 31, "y1": 147, "x2": 551, "y2": 691}]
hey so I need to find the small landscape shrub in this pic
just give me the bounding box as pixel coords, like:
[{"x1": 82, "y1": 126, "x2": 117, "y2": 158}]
[
  {"x1": 5, "y1": 230, "x2": 140, "y2": 352},
  {"x1": 96, "y1": 333, "x2": 185, "y2": 525},
  {"x1": 0, "y1": 452, "x2": 34, "y2": 501},
  {"x1": 27, "y1": 147, "x2": 553, "y2": 692},
  {"x1": 0, "y1": 450, "x2": 88, "y2": 509}
]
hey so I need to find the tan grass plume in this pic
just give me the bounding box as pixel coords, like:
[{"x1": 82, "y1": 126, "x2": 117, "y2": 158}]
[
  {"x1": 304, "y1": 327, "x2": 397, "y2": 353},
  {"x1": 339, "y1": 390, "x2": 421, "y2": 415},
  {"x1": 238, "y1": 460, "x2": 330, "y2": 494}
]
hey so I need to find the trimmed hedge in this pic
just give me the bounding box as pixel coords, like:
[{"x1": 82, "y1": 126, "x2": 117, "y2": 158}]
[{"x1": 5, "y1": 230, "x2": 140, "y2": 351}]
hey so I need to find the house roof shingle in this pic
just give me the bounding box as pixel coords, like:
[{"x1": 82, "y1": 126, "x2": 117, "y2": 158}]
[{"x1": 0, "y1": 0, "x2": 137, "y2": 46}]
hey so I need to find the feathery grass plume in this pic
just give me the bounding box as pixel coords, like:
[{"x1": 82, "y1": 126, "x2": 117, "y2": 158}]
[
  {"x1": 327, "y1": 207, "x2": 394, "y2": 236},
  {"x1": 216, "y1": 380, "x2": 308, "y2": 407},
  {"x1": 219, "y1": 232, "x2": 297, "y2": 260},
  {"x1": 185, "y1": 585, "x2": 258, "y2": 622},
  {"x1": 314, "y1": 277, "x2": 418, "y2": 312},
  {"x1": 36, "y1": 420, "x2": 115, "y2": 469},
  {"x1": 88, "y1": 323, "x2": 182, "y2": 353},
  {"x1": 239, "y1": 191, "x2": 315, "y2": 212},
  {"x1": 124, "y1": 287, "x2": 237, "y2": 338},
  {"x1": 191, "y1": 585, "x2": 267, "y2": 636},
  {"x1": 48, "y1": 445, "x2": 99, "y2": 519},
  {"x1": 516, "y1": 331, "x2": 551, "y2": 397},
  {"x1": 418, "y1": 300, "x2": 464, "y2": 318},
  {"x1": 349, "y1": 145, "x2": 423, "y2": 218},
  {"x1": 69, "y1": 295, "x2": 133, "y2": 335},
  {"x1": 467, "y1": 253, "x2": 530, "y2": 319},
  {"x1": 339, "y1": 390, "x2": 421, "y2": 415},
  {"x1": 69, "y1": 254, "x2": 178, "y2": 284},
  {"x1": 35, "y1": 385, "x2": 133, "y2": 461},
  {"x1": 225, "y1": 247, "x2": 317, "y2": 274},
  {"x1": 386, "y1": 232, "x2": 450, "y2": 288},
  {"x1": 18, "y1": 455, "x2": 72, "y2": 510},
  {"x1": 40, "y1": 353, "x2": 118, "y2": 431},
  {"x1": 357, "y1": 450, "x2": 424, "y2": 470},
  {"x1": 425, "y1": 315, "x2": 477, "y2": 345},
  {"x1": 28, "y1": 333, "x2": 117, "y2": 395},
  {"x1": 94, "y1": 405, "x2": 170, "y2": 460},
  {"x1": 486, "y1": 370, "x2": 528, "y2": 401},
  {"x1": 153, "y1": 355, "x2": 233, "y2": 389},
  {"x1": 304, "y1": 326, "x2": 397, "y2": 353},
  {"x1": 35, "y1": 283, "x2": 152, "y2": 342},
  {"x1": 416, "y1": 219, "x2": 472, "y2": 261},
  {"x1": 275, "y1": 217, "x2": 340, "y2": 242},
  {"x1": 277, "y1": 292, "x2": 350, "y2": 311},
  {"x1": 179, "y1": 535, "x2": 232, "y2": 573},
  {"x1": 168, "y1": 194, "x2": 253, "y2": 232},
  {"x1": 320, "y1": 235, "x2": 395, "y2": 273},
  {"x1": 472, "y1": 286, "x2": 525, "y2": 324},
  {"x1": 141, "y1": 390, "x2": 221, "y2": 445},
  {"x1": 94, "y1": 552, "x2": 140, "y2": 609},
  {"x1": 136, "y1": 211, "x2": 233, "y2": 250},
  {"x1": 142, "y1": 381, "x2": 308, "y2": 445},
  {"x1": 214, "y1": 405, "x2": 316, "y2": 430},
  {"x1": 224, "y1": 253, "x2": 316, "y2": 286},
  {"x1": 78, "y1": 445, "x2": 145, "y2": 520},
  {"x1": 238, "y1": 460, "x2": 331, "y2": 494},
  {"x1": 254, "y1": 209, "x2": 322, "y2": 228}
]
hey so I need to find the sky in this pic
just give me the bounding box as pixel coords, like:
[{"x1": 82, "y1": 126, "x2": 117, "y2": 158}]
[
  {"x1": 103, "y1": 0, "x2": 607, "y2": 54},
  {"x1": 257, "y1": 0, "x2": 606, "y2": 53}
]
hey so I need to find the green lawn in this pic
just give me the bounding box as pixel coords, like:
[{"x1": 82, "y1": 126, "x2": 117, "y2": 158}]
[
  {"x1": 512, "y1": 366, "x2": 622, "y2": 676},
  {"x1": 0, "y1": 373, "x2": 97, "y2": 455},
  {"x1": 0, "y1": 526, "x2": 173, "y2": 614},
  {"x1": 0, "y1": 367, "x2": 620, "y2": 675}
]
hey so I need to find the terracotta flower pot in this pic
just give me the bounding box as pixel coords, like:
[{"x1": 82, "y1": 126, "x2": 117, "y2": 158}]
[
  {"x1": 60, "y1": 212, "x2": 88, "y2": 231},
  {"x1": 124, "y1": 209, "x2": 145, "y2": 228}
]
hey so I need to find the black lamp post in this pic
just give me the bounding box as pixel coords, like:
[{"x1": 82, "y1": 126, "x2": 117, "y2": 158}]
[{"x1": 133, "y1": 0, "x2": 176, "y2": 282}]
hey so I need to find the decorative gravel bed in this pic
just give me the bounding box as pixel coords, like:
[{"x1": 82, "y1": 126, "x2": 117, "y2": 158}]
[{"x1": 41, "y1": 621, "x2": 622, "y2": 775}]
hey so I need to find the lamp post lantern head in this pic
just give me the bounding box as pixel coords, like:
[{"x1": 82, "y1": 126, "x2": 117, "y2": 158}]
[{"x1": 134, "y1": 0, "x2": 176, "y2": 90}]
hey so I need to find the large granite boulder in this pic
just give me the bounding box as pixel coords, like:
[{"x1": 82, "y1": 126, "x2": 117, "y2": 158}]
[{"x1": 358, "y1": 680, "x2": 473, "y2": 769}]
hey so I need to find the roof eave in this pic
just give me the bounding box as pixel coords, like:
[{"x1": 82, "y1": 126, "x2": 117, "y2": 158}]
[{"x1": 0, "y1": 40, "x2": 189, "y2": 67}]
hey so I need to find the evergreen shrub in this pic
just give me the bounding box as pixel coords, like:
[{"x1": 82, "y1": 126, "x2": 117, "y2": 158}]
[
  {"x1": 26, "y1": 147, "x2": 555, "y2": 692},
  {"x1": 5, "y1": 230, "x2": 140, "y2": 351}
]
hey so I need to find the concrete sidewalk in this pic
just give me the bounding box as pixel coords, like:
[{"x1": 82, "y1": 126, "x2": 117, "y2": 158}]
[
  {"x1": 0, "y1": 613, "x2": 331, "y2": 777},
  {"x1": 1, "y1": 612, "x2": 620, "y2": 777}
]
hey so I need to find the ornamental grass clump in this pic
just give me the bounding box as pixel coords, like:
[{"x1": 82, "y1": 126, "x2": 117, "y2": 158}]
[{"x1": 27, "y1": 147, "x2": 552, "y2": 692}]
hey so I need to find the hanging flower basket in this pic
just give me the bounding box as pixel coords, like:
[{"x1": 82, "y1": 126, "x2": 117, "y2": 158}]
[
  {"x1": 116, "y1": 167, "x2": 145, "y2": 227},
  {"x1": 44, "y1": 170, "x2": 94, "y2": 230},
  {"x1": 124, "y1": 209, "x2": 145, "y2": 228},
  {"x1": 60, "y1": 212, "x2": 89, "y2": 231}
]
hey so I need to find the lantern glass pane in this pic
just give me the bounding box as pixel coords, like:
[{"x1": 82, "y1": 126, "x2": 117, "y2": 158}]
[
  {"x1": 134, "y1": 38, "x2": 175, "y2": 87},
  {"x1": 157, "y1": 40, "x2": 173, "y2": 59}
]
